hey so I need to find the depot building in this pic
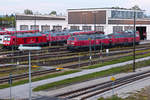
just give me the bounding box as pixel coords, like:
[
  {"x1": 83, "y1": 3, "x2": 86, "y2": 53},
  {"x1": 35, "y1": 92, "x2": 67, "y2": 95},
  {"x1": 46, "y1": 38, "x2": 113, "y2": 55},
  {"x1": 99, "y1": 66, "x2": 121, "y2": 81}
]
[
  {"x1": 16, "y1": 14, "x2": 67, "y2": 32},
  {"x1": 68, "y1": 8, "x2": 150, "y2": 40}
]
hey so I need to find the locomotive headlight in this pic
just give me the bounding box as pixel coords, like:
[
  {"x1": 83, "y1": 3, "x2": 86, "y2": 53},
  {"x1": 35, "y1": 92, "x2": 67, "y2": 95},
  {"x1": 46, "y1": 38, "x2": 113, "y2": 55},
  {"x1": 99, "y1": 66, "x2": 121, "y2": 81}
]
[{"x1": 71, "y1": 42, "x2": 75, "y2": 45}]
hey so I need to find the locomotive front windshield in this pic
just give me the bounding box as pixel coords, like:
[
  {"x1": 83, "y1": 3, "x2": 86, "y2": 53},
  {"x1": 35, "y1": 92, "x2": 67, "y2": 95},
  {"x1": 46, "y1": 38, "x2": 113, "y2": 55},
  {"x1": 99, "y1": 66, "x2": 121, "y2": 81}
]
[
  {"x1": 4, "y1": 36, "x2": 11, "y2": 41},
  {"x1": 68, "y1": 37, "x2": 75, "y2": 40}
]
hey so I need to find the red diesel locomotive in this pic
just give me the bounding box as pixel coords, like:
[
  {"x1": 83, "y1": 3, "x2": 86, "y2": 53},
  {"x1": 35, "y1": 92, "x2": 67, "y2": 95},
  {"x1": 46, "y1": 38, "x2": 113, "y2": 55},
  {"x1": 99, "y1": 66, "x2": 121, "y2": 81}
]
[
  {"x1": 67, "y1": 34, "x2": 110, "y2": 50},
  {"x1": 3, "y1": 33, "x2": 47, "y2": 48},
  {"x1": 67, "y1": 31, "x2": 140, "y2": 50}
]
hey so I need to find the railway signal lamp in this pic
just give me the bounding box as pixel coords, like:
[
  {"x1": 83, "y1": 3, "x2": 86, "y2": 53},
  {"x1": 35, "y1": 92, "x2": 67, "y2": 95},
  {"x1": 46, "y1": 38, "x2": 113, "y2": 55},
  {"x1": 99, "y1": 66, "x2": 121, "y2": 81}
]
[
  {"x1": 111, "y1": 76, "x2": 116, "y2": 96},
  {"x1": 18, "y1": 45, "x2": 41, "y2": 100}
]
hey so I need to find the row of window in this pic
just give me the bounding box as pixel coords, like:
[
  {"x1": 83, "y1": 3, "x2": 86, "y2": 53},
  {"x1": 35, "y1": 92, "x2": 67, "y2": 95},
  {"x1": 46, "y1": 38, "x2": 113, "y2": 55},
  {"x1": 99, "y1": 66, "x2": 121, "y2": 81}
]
[
  {"x1": 70, "y1": 26, "x2": 134, "y2": 33},
  {"x1": 113, "y1": 26, "x2": 134, "y2": 33},
  {"x1": 111, "y1": 10, "x2": 144, "y2": 19},
  {"x1": 20, "y1": 25, "x2": 62, "y2": 31},
  {"x1": 70, "y1": 26, "x2": 104, "y2": 31}
]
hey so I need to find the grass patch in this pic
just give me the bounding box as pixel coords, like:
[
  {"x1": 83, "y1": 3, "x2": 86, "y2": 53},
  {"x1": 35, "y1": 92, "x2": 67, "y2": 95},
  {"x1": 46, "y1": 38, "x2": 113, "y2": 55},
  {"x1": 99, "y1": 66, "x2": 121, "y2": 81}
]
[
  {"x1": 84, "y1": 51, "x2": 150, "y2": 69},
  {"x1": 0, "y1": 70, "x2": 79, "y2": 89},
  {"x1": 33, "y1": 57, "x2": 150, "y2": 92},
  {"x1": 98, "y1": 95, "x2": 124, "y2": 100}
]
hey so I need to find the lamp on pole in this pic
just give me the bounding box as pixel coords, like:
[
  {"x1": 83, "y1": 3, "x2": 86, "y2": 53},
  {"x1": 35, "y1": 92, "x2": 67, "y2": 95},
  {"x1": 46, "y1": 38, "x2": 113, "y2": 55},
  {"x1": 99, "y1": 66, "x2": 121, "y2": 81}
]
[
  {"x1": 34, "y1": 14, "x2": 36, "y2": 31},
  {"x1": 133, "y1": 10, "x2": 136, "y2": 72},
  {"x1": 19, "y1": 45, "x2": 41, "y2": 100}
]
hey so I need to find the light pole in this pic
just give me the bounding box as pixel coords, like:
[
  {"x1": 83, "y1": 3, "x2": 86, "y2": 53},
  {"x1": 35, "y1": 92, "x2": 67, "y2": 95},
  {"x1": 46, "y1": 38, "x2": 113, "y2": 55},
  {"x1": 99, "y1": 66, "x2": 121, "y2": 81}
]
[
  {"x1": 19, "y1": 45, "x2": 41, "y2": 100},
  {"x1": 92, "y1": 11, "x2": 98, "y2": 52},
  {"x1": 34, "y1": 14, "x2": 36, "y2": 31},
  {"x1": 133, "y1": 10, "x2": 136, "y2": 72},
  {"x1": 92, "y1": 11, "x2": 98, "y2": 31}
]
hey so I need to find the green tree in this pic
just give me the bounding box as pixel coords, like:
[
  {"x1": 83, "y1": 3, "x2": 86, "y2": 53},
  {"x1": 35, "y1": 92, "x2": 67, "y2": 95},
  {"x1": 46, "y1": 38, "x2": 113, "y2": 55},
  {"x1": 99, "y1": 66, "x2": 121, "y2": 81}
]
[
  {"x1": 24, "y1": 9, "x2": 33, "y2": 15},
  {"x1": 0, "y1": 15, "x2": 15, "y2": 28},
  {"x1": 49, "y1": 11, "x2": 57, "y2": 15},
  {"x1": 131, "y1": 5, "x2": 141, "y2": 10}
]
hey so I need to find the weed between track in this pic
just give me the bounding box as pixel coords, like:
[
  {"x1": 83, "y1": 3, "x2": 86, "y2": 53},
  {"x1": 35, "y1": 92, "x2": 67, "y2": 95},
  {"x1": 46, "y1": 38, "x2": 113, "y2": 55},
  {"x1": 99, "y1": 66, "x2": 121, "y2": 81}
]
[
  {"x1": 12, "y1": 47, "x2": 150, "y2": 66},
  {"x1": 33, "y1": 53, "x2": 150, "y2": 92},
  {"x1": 0, "y1": 70, "x2": 79, "y2": 89},
  {"x1": 83, "y1": 50, "x2": 150, "y2": 69},
  {"x1": 1, "y1": 49, "x2": 150, "y2": 90}
]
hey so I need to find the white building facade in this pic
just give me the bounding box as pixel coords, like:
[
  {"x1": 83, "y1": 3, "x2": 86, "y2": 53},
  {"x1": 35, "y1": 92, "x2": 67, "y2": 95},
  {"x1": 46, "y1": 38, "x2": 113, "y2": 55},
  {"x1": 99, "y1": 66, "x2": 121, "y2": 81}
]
[
  {"x1": 68, "y1": 8, "x2": 150, "y2": 40},
  {"x1": 16, "y1": 14, "x2": 68, "y2": 32}
]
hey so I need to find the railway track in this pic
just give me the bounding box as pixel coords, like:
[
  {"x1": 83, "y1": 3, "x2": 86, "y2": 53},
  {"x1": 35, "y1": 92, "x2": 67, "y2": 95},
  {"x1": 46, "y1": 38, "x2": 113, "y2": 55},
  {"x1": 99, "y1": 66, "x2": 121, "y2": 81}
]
[
  {"x1": 0, "y1": 68, "x2": 60, "y2": 84},
  {"x1": 0, "y1": 45, "x2": 67, "y2": 57},
  {"x1": 62, "y1": 49, "x2": 150, "y2": 69},
  {"x1": 23, "y1": 47, "x2": 150, "y2": 66},
  {"x1": 0, "y1": 43, "x2": 150, "y2": 83},
  {"x1": 0, "y1": 43, "x2": 150, "y2": 65},
  {"x1": 0, "y1": 46, "x2": 150, "y2": 73},
  {"x1": 0, "y1": 47, "x2": 150, "y2": 83},
  {"x1": 55, "y1": 70, "x2": 150, "y2": 100}
]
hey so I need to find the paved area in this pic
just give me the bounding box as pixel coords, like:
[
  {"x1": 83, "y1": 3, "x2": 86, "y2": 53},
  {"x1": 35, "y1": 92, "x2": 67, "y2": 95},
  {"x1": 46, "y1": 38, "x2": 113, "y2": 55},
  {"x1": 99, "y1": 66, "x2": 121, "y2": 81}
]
[
  {"x1": 1, "y1": 56, "x2": 150, "y2": 99},
  {"x1": 140, "y1": 40, "x2": 150, "y2": 44},
  {"x1": 0, "y1": 64, "x2": 19, "y2": 67},
  {"x1": 87, "y1": 70, "x2": 150, "y2": 100},
  {"x1": 35, "y1": 66, "x2": 150, "y2": 100}
]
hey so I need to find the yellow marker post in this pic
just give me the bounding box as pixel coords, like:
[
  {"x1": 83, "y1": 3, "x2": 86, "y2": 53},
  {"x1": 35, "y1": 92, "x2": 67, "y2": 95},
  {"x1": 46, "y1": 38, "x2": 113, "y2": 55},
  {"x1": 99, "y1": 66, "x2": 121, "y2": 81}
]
[
  {"x1": 56, "y1": 68, "x2": 64, "y2": 70},
  {"x1": 111, "y1": 76, "x2": 116, "y2": 96},
  {"x1": 111, "y1": 76, "x2": 116, "y2": 81}
]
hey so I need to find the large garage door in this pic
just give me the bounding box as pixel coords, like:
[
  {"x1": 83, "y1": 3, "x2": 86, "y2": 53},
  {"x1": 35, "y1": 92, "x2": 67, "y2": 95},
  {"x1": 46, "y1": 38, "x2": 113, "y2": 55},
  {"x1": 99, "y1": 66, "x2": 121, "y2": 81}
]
[
  {"x1": 53, "y1": 26, "x2": 62, "y2": 31},
  {"x1": 30, "y1": 25, "x2": 39, "y2": 30},
  {"x1": 41, "y1": 25, "x2": 50, "y2": 32},
  {"x1": 82, "y1": 26, "x2": 91, "y2": 31},
  {"x1": 113, "y1": 26, "x2": 123, "y2": 32},
  {"x1": 124, "y1": 26, "x2": 134, "y2": 31},
  {"x1": 20, "y1": 25, "x2": 28, "y2": 30},
  {"x1": 95, "y1": 26, "x2": 104, "y2": 31},
  {"x1": 136, "y1": 27, "x2": 146, "y2": 40},
  {"x1": 70, "y1": 26, "x2": 80, "y2": 30}
]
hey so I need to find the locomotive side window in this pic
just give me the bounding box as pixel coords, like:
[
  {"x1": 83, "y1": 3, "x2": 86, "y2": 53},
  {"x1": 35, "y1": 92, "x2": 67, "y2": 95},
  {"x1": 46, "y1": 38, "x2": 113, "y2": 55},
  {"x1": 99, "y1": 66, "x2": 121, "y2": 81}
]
[
  {"x1": 13, "y1": 38, "x2": 15, "y2": 42},
  {"x1": 24, "y1": 38, "x2": 27, "y2": 43},
  {"x1": 68, "y1": 37, "x2": 75, "y2": 40},
  {"x1": 36, "y1": 37, "x2": 38, "y2": 42},
  {"x1": 7, "y1": 37, "x2": 11, "y2": 41}
]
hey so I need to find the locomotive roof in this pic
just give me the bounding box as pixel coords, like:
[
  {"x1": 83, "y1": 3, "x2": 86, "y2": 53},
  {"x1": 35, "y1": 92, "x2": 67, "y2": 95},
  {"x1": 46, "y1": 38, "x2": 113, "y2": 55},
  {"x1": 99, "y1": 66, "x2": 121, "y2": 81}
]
[{"x1": 13, "y1": 33, "x2": 43, "y2": 37}]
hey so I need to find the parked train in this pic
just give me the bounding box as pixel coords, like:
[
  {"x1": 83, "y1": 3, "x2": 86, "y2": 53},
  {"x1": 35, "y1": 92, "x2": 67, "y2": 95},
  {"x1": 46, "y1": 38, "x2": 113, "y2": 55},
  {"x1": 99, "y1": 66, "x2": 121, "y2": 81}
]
[
  {"x1": 67, "y1": 31, "x2": 140, "y2": 50},
  {"x1": 2, "y1": 30, "x2": 103, "y2": 48},
  {"x1": 2, "y1": 30, "x2": 140, "y2": 49}
]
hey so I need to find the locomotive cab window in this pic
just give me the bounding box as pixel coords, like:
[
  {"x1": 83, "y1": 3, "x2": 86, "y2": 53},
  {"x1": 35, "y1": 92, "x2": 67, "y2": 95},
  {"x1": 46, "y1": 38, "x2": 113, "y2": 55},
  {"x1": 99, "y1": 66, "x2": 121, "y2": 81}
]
[
  {"x1": 24, "y1": 38, "x2": 27, "y2": 43},
  {"x1": 68, "y1": 37, "x2": 75, "y2": 40},
  {"x1": 7, "y1": 37, "x2": 11, "y2": 41},
  {"x1": 36, "y1": 37, "x2": 38, "y2": 42}
]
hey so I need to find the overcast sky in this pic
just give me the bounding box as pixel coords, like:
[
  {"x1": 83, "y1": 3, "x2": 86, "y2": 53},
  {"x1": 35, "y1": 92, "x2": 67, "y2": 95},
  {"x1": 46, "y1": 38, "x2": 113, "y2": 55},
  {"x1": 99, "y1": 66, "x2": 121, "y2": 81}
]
[{"x1": 0, "y1": 0, "x2": 150, "y2": 15}]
